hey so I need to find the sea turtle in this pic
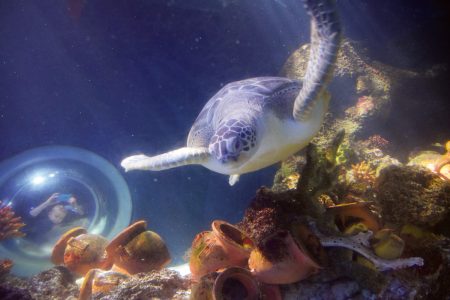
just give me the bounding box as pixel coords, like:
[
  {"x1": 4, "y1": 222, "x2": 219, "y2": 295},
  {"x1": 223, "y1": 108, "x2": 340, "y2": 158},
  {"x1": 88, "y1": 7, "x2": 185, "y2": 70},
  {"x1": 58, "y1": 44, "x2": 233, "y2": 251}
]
[{"x1": 121, "y1": 0, "x2": 341, "y2": 185}]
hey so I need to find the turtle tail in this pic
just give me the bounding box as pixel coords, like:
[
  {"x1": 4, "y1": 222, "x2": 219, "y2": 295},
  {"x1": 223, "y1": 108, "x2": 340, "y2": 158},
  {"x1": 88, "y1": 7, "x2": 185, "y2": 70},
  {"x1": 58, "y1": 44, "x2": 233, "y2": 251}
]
[
  {"x1": 121, "y1": 147, "x2": 210, "y2": 172},
  {"x1": 293, "y1": 0, "x2": 341, "y2": 121}
]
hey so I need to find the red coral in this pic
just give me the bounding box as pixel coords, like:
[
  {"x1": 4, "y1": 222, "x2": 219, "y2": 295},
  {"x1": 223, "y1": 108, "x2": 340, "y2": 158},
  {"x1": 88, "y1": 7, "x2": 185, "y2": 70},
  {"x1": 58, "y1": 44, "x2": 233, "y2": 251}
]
[
  {"x1": 366, "y1": 134, "x2": 390, "y2": 150},
  {"x1": 345, "y1": 95, "x2": 376, "y2": 119},
  {"x1": 0, "y1": 258, "x2": 13, "y2": 277},
  {"x1": 356, "y1": 95, "x2": 375, "y2": 111},
  {"x1": 0, "y1": 201, "x2": 26, "y2": 241}
]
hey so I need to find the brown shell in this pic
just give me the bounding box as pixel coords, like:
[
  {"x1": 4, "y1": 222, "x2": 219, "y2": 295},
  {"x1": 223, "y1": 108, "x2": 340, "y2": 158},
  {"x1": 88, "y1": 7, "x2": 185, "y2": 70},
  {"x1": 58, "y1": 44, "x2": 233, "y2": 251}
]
[
  {"x1": 63, "y1": 233, "x2": 110, "y2": 276},
  {"x1": 92, "y1": 271, "x2": 129, "y2": 294},
  {"x1": 51, "y1": 227, "x2": 87, "y2": 265},
  {"x1": 189, "y1": 231, "x2": 228, "y2": 281},
  {"x1": 213, "y1": 267, "x2": 259, "y2": 300},
  {"x1": 211, "y1": 220, "x2": 254, "y2": 255},
  {"x1": 79, "y1": 268, "x2": 99, "y2": 300},
  {"x1": 105, "y1": 220, "x2": 147, "y2": 260},
  {"x1": 327, "y1": 202, "x2": 381, "y2": 232},
  {"x1": 113, "y1": 231, "x2": 171, "y2": 274}
]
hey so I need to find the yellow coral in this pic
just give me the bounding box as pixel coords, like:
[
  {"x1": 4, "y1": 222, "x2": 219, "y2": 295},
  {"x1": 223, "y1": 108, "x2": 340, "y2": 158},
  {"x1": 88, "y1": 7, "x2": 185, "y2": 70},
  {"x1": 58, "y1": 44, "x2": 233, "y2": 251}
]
[
  {"x1": 282, "y1": 173, "x2": 300, "y2": 190},
  {"x1": 400, "y1": 224, "x2": 430, "y2": 240},
  {"x1": 344, "y1": 222, "x2": 368, "y2": 235},
  {"x1": 372, "y1": 229, "x2": 404, "y2": 260}
]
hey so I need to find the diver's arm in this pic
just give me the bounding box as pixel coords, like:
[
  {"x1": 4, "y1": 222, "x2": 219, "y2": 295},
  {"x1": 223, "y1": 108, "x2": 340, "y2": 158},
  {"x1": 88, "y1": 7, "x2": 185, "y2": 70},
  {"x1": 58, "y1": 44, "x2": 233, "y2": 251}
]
[
  {"x1": 30, "y1": 202, "x2": 49, "y2": 217},
  {"x1": 30, "y1": 193, "x2": 59, "y2": 217}
]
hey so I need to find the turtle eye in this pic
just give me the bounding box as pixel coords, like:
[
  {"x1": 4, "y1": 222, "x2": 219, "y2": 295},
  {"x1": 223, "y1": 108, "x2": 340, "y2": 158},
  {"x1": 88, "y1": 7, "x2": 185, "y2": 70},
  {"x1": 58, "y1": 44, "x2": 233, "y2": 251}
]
[
  {"x1": 231, "y1": 137, "x2": 242, "y2": 153},
  {"x1": 234, "y1": 139, "x2": 241, "y2": 151}
]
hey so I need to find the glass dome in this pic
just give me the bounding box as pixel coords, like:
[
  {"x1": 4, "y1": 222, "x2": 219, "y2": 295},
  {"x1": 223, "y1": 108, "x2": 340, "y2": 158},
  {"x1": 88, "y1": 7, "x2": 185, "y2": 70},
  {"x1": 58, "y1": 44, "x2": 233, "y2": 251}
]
[{"x1": 0, "y1": 146, "x2": 132, "y2": 276}]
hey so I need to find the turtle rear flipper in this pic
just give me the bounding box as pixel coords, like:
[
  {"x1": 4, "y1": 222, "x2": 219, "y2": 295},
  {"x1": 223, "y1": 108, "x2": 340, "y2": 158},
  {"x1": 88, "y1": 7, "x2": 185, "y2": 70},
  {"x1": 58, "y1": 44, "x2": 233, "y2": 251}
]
[{"x1": 121, "y1": 147, "x2": 210, "y2": 172}]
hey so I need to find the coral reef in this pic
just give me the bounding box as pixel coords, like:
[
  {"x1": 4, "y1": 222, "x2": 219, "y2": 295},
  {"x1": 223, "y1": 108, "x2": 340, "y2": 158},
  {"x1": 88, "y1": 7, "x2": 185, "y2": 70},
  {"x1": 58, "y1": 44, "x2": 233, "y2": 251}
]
[
  {"x1": 345, "y1": 161, "x2": 377, "y2": 195},
  {"x1": 282, "y1": 39, "x2": 416, "y2": 150},
  {"x1": 0, "y1": 266, "x2": 79, "y2": 300},
  {"x1": 91, "y1": 269, "x2": 189, "y2": 300},
  {"x1": 0, "y1": 267, "x2": 189, "y2": 300},
  {"x1": 376, "y1": 165, "x2": 450, "y2": 227},
  {"x1": 0, "y1": 285, "x2": 33, "y2": 300},
  {"x1": 0, "y1": 200, "x2": 25, "y2": 241}
]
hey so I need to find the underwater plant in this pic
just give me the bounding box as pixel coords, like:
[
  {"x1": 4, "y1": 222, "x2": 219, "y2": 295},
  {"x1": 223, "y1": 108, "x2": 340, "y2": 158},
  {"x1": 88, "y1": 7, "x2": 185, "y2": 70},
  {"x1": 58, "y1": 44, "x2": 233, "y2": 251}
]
[{"x1": 0, "y1": 200, "x2": 25, "y2": 242}]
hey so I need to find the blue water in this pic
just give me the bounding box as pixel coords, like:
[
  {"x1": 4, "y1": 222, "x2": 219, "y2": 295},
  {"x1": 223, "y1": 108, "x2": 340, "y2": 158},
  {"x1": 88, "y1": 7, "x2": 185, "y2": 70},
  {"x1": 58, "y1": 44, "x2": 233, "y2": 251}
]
[{"x1": 0, "y1": 0, "x2": 449, "y2": 272}]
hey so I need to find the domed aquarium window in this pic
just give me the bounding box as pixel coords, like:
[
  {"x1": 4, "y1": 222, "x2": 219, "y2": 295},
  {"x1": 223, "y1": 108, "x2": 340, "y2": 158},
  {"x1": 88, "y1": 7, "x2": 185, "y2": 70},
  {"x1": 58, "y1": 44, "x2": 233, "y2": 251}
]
[{"x1": 0, "y1": 146, "x2": 132, "y2": 276}]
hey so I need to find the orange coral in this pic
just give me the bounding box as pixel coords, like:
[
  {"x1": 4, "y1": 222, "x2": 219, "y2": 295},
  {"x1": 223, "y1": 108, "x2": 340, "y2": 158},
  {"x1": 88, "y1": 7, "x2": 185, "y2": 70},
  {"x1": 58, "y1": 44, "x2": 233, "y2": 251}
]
[
  {"x1": 0, "y1": 201, "x2": 26, "y2": 241},
  {"x1": 351, "y1": 161, "x2": 376, "y2": 186}
]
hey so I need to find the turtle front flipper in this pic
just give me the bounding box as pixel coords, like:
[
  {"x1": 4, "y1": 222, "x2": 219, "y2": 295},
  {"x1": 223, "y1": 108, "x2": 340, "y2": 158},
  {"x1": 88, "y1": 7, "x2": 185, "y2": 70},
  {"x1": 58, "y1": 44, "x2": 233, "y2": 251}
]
[
  {"x1": 121, "y1": 147, "x2": 210, "y2": 172},
  {"x1": 293, "y1": 0, "x2": 341, "y2": 121}
]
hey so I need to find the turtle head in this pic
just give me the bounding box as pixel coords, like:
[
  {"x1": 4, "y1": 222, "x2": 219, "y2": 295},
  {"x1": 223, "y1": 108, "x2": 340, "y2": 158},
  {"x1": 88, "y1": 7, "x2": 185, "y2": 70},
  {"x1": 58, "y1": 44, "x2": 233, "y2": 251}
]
[{"x1": 209, "y1": 119, "x2": 256, "y2": 164}]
